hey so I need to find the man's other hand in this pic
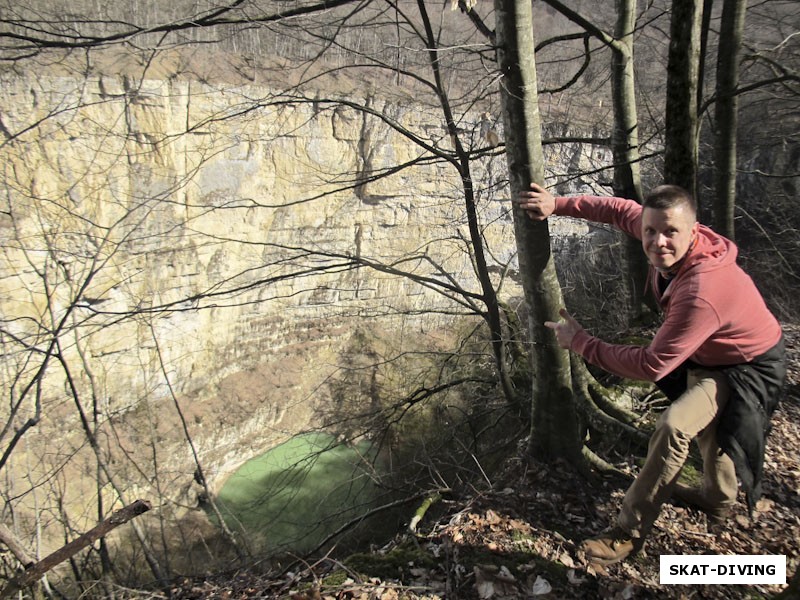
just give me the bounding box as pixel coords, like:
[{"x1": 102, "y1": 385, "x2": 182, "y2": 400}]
[{"x1": 544, "y1": 308, "x2": 583, "y2": 350}]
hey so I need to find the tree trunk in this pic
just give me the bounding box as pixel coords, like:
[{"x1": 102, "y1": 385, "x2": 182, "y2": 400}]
[
  {"x1": 541, "y1": 0, "x2": 650, "y2": 318},
  {"x1": 611, "y1": 0, "x2": 643, "y2": 203},
  {"x1": 610, "y1": 0, "x2": 651, "y2": 319},
  {"x1": 664, "y1": 0, "x2": 704, "y2": 198},
  {"x1": 493, "y1": 0, "x2": 582, "y2": 461},
  {"x1": 713, "y1": 0, "x2": 747, "y2": 240}
]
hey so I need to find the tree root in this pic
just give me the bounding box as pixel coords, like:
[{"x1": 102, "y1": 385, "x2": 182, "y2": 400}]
[
  {"x1": 570, "y1": 356, "x2": 650, "y2": 451},
  {"x1": 587, "y1": 379, "x2": 644, "y2": 426}
]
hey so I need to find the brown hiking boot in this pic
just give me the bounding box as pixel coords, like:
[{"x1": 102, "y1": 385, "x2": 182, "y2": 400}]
[
  {"x1": 579, "y1": 526, "x2": 643, "y2": 567},
  {"x1": 671, "y1": 483, "x2": 732, "y2": 524}
]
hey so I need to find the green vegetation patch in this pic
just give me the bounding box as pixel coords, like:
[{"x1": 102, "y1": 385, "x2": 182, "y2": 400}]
[
  {"x1": 211, "y1": 432, "x2": 382, "y2": 555},
  {"x1": 344, "y1": 541, "x2": 440, "y2": 580}
]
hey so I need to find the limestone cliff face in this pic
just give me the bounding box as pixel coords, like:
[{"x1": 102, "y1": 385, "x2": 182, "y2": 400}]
[{"x1": 0, "y1": 64, "x2": 609, "y2": 501}]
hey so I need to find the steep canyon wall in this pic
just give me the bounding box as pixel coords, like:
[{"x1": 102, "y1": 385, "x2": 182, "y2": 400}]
[{"x1": 0, "y1": 59, "x2": 611, "y2": 530}]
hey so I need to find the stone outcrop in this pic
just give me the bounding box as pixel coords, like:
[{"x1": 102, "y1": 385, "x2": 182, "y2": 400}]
[{"x1": 0, "y1": 53, "x2": 613, "y2": 530}]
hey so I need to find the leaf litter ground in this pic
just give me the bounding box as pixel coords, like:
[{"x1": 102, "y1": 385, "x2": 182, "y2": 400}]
[{"x1": 168, "y1": 327, "x2": 800, "y2": 600}]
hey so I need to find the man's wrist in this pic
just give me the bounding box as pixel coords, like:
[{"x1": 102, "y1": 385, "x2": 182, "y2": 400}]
[{"x1": 570, "y1": 328, "x2": 588, "y2": 353}]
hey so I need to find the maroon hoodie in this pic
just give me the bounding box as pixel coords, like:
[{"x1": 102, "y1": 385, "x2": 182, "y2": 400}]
[{"x1": 553, "y1": 195, "x2": 783, "y2": 382}]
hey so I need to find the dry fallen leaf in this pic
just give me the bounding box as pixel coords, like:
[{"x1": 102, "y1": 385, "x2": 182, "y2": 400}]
[
  {"x1": 496, "y1": 566, "x2": 516, "y2": 583},
  {"x1": 735, "y1": 514, "x2": 751, "y2": 528},
  {"x1": 567, "y1": 569, "x2": 586, "y2": 585},
  {"x1": 756, "y1": 497, "x2": 774, "y2": 513},
  {"x1": 558, "y1": 551, "x2": 576, "y2": 569},
  {"x1": 379, "y1": 589, "x2": 399, "y2": 600},
  {"x1": 474, "y1": 565, "x2": 517, "y2": 599},
  {"x1": 474, "y1": 566, "x2": 495, "y2": 600},
  {"x1": 531, "y1": 575, "x2": 552, "y2": 595}
]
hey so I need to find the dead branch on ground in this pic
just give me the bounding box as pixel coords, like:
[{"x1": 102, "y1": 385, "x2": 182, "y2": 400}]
[{"x1": 0, "y1": 499, "x2": 151, "y2": 599}]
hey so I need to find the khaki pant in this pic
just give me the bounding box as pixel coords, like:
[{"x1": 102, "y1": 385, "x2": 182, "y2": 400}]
[{"x1": 618, "y1": 369, "x2": 738, "y2": 538}]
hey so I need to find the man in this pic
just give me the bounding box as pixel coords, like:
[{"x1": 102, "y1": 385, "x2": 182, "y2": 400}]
[{"x1": 515, "y1": 182, "x2": 786, "y2": 566}]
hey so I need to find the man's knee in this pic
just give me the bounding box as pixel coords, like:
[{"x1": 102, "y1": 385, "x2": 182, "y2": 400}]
[{"x1": 651, "y1": 414, "x2": 693, "y2": 451}]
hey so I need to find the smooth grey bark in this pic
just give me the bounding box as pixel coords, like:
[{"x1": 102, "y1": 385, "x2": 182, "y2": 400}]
[
  {"x1": 543, "y1": 0, "x2": 649, "y2": 318},
  {"x1": 713, "y1": 0, "x2": 748, "y2": 240},
  {"x1": 610, "y1": 0, "x2": 653, "y2": 321},
  {"x1": 493, "y1": 0, "x2": 582, "y2": 461},
  {"x1": 610, "y1": 0, "x2": 643, "y2": 203}
]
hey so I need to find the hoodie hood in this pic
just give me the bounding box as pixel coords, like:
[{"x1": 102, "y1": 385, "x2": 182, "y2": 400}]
[{"x1": 681, "y1": 224, "x2": 738, "y2": 274}]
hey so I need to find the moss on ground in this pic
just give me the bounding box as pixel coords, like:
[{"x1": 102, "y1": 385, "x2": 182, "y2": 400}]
[{"x1": 344, "y1": 541, "x2": 439, "y2": 580}]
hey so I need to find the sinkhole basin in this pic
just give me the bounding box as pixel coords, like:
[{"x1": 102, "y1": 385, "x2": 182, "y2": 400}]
[{"x1": 210, "y1": 432, "x2": 392, "y2": 555}]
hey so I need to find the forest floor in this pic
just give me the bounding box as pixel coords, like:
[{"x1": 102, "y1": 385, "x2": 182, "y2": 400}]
[{"x1": 167, "y1": 327, "x2": 800, "y2": 600}]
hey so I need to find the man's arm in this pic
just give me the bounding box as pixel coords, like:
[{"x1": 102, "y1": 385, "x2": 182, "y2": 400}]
[
  {"x1": 515, "y1": 183, "x2": 644, "y2": 240},
  {"x1": 571, "y1": 294, "x2": 722, "y2": 382}
]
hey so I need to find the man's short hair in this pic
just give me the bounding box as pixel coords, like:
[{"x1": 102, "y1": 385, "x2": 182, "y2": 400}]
[{"x1": 643, "y1": 184, "x2": 697, "y2": 217}]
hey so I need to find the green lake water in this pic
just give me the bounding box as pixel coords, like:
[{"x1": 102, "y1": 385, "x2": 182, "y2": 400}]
[{"x1": 212, "y1": 432, "x2": 386, "y2": 555}]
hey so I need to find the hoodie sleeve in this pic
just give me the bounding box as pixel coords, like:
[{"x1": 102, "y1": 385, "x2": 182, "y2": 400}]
[
  {"x1": 554, "y1": 195, "x2": 644, "y2": 240},
  {"x1": 571, "y1": 290, "x2": 723, "y2": 381}
]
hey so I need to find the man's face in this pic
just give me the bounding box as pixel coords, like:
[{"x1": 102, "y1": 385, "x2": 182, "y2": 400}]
[{"x1": 641, "y1": 204, "x2": 699, "y2": 271}]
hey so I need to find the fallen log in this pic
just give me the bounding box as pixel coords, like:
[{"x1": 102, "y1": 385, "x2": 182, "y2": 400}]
[{"x1": 0, "y1": 499, "x2": 152, "y2": 599}]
